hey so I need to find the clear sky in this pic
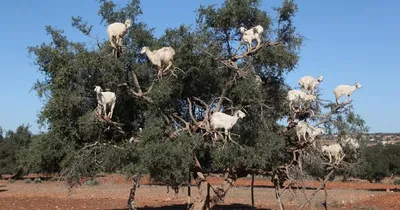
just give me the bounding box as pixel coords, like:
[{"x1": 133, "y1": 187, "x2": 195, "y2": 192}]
[{"x1": 0, "y1": 0, "x2": 398, "y2": 134}]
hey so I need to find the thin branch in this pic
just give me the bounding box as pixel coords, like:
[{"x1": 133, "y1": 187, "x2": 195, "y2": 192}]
[
  {"x1": 215, "y1": 85, "x2": 228, "y2": 113},
  {"x1": 314, "y1": 101, "x2": 353, "y2": 127},
  {"x1": 298, "y1": 154, "x2": 346, "y2": 210},
  {"x1": 131, "y1": 70, "x2": 143, "y2": 95},
  {"x1": 228, "y1": 41, "x2": 284, "y2": 62},
  {"x1": 143, "y1": 79, "x2": 156, "y2": 95},
  {"x1": 187, "y1": 98, "x2": 197, "y2": 124},
  {"x1": 88, "y1": 34, "x2": 103, "y2": 50}
]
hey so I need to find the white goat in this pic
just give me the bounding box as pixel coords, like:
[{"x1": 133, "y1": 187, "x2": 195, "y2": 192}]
[
  {"x1": 340, "y1": 136, "x2": 360, "y2": 149},
  {"x1": 141, "y1": 46, "x2": 176, "y2": 78},
  {"x1": 295, "y1": 121, "x2": 309, "y2": 142},
  {"x1": 298, "y1": 76, "x2": 323, "y2": 95},
  {"x1": 287, "y1": 89, "x2": 317, "y2": 111},
  {"x1": 239, "y1": 25, "x2": 264, "y2": 51},
  {"x1": 210, "y1": 110, "x2": 246, "y2": 142},
  {"x1": 295, "y1": 121, "x2": 324, "y2": 147},
  {"x1": 333, "y1": 82, "x2": 362, "y2": 104},
  {"x1": 255, "y1": 75, "x2": 262, "y2": 86},
  {"x1": 321, "y1": 143, "x2": 343, "y2": 163},
  {"x1": 107, "y1": 19, "x2": 132, "y2": 57},
  {"x1": 308, "y1": 126, "x2": 325, "y2": 148},
  {"x1": 94, "y1": 86, "x2": 116, "y2": 119}
]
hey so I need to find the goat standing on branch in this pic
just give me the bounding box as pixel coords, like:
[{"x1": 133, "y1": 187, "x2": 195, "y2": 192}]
[
  {"x1": 140, "y1": 46, "x2": 176, "y2": 79},
  {"x1": 107, "y1": 19, "x2": 132, "y2": 58},
  {"x1": 287, "y1": 89, "x2": 316, "y2": 111},
  {"x1": 298, "y1": 75, "x2": 323, "y2": 95},
  {"x1": 295, "y1": 121, "x2": 324, "y2": 146},
  {"x1": 321, "y1": 143, "x2": 343, "y2": 164},
  {"x1": 94, "y1": 85, "x2": 116, "y2": 120},
  {"x1": 333, "y1": 82, "x2": 362, "y2": 104},
  {"x1": 239, "y1": 25, "x2": 264, "y2": 52},
  {"x1": 210, "y1": 110, "x2": 246, "y2": 143}
]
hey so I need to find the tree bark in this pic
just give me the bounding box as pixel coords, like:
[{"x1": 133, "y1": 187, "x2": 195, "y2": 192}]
[
  {"x1": 274, "y1": 179, "x2": 285, "y2": 210},
  {"x1": 251, "y1": 173, "x2": 255, "y2": 209},
  {"x1": 127, "y1": 175, "x2": 140, "y2": 210},
  {"x1": 298, "y1": 169, "x2": 335, "y2": 210},
  {"x1": 190, "y1": 156, "x2": 210, "y2": 210},
  {"x1": 187, "y1": 171, "x2": 192, "y2": 209},
  {"x1": 190, "y1": 157, "x2": 236, "y2": 210},
  {"x1": 323, "y1": 183, "x2": 328, "y2": 210}
]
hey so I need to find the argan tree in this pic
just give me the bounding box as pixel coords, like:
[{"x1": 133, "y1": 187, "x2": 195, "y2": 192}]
[{"x1": 27, "y1": 0, "x2": 368, "y2": 209}]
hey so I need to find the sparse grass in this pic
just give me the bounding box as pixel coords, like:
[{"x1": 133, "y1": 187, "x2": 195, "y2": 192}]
[
  {"x1": 24, "y1": 178, "x2": 32, "y2": 184},
  {"x1": 84, "y1": 179, "x2": 100, "y2": 186},
  {"x1": 393, "y1": 179, "x2": 400, "y2": 185},
  {"x1": 8, "y1": 179, "x2": 15, "y2": 183}
]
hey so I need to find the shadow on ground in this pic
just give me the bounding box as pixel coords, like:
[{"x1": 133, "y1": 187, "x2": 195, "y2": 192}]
[{"x1": 108, "y1": 203, "x2": 270, "y2": 210}]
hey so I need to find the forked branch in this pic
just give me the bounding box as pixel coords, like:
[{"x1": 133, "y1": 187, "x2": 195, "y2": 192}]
[{"x1": 118, "y1": 70, "x2": 155, "y2": 104}]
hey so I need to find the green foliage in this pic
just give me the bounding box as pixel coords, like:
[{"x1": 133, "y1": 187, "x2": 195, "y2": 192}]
[
  {"x1": 302, "y1": 153, "x2": 326, "y2": 179},
  {"x1": 394, "y1": 179, "x2": 400, "y2": 185},
  {"x1": 24, "y1": 178, "x2": 31, "y2": 183},
  {"x1": 17, "y1": 132, "x2": 66, "y2": 174},
  {"x1": 355, "y1": 143, "x2": 400, "y2": 182},
  {"x1": 0, "y1": 125, "x2": 33, "y2": 174},
  {"x1": 140, "y1": 135, "x2": 195, "y2": 186}
]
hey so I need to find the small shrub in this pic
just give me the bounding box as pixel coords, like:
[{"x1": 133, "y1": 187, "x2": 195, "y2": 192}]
[
  {"x1": 8, "y1": 179, "x2": 15, "y2": 183},
  {"x1": 393, "y1": 179, "x2": 400, "y2": 185},
  {"x1": 84, "y1": 179, "x2": 100, "y2": 186},
  {"x1": 33, "y1": 178, "x2": 42, "y2": 184},
  {"x1": 24, "y1": 178, "x2": 31, "y2": 183}
]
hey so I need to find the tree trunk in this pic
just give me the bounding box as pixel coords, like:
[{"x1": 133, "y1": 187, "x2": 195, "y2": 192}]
[
  {"x1": 187, "y1": 171, "x2": 192, "y2": 209},
  {"x1": 273, "y1": 179, "x2": 285, "y2": 210},
  {"x1": 251, "y1": 173, "x2": 255, "y2": 209},
  {"x1": 190, "y1": 179, "x2": 210, "y2": 210},
  {"x1": 127, "y1": 176, "x2": 140, "y2": 210},
  {"x1": 190, "y1": 157, "x2": 236, "y2": 210},
  {"x1": 323, "y1": 183, "x2": 328, "y2": 210},
  {"x1": 299, "y1": 169, "x2": 335, "y2": 210}
]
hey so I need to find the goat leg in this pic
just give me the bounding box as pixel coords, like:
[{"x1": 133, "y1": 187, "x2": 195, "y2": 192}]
[
  {"x1": 336, "y1": 97, "x2": 340, "y2": 105},
  {"x1": 164, "y1": 61, "x2": 173, "y2": 72},
  {"x1": 103, "y1": 104, "x2": 108, "y2": 119},
  {"x1": 108, "y1": 101, "x2": 115, "y2": 120},
  {"x1": 256, "y1": 37, "x2": 261, "y2": 48},
  {"x1": 297, "y1": 132, "x2": 301, "y2": 142}
]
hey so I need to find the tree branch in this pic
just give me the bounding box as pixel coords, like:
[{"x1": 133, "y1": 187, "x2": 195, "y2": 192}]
[
  {"x1": 118, "y1": 70, "x2": 155, "y2": 104},
  {"x1": 227, "y1": 41, "x2": 284, "y2": 62},
  {"x1": 298, "y1": 154, "x2": 346, "y2": 210},
  {"x1": 314, "y1": 101, "x2": 353, "y2": 127}
]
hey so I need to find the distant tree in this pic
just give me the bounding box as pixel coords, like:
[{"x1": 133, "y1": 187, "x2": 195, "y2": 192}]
[{"x1": 0, "y1": 125, "x2": 33, "y2": 175}]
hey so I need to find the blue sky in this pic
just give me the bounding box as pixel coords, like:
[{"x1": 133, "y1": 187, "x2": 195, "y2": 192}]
[{"x1": 0, "y1": 0, "x2": 398, "y2": 134}]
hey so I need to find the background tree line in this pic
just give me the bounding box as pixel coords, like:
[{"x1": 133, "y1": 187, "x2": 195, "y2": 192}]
[{"x1": 2, "y1": 125, "x2": 400, "y2": 183}]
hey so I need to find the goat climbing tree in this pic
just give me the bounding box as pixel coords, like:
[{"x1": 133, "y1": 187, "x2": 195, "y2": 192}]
[{"x1": 28, "y1": 0, "x2": 368, "y2": 210}]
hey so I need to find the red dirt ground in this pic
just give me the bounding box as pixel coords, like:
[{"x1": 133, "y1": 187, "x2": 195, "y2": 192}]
[{"x1": 1, "y1": 174, "x2": 400, "y2": 210}]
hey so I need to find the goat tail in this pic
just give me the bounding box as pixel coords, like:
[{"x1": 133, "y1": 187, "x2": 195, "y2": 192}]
[{"x1": 255, "y1": 25, "x2": 264, "y2": 34}]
